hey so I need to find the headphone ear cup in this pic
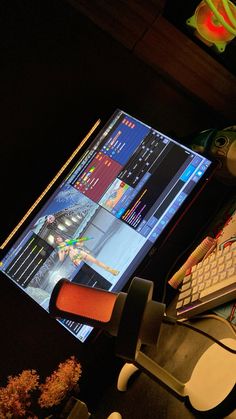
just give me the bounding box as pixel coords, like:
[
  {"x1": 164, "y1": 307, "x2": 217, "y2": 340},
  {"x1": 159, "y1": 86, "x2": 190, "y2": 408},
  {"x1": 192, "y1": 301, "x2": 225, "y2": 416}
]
[
  {"x1": 49, "y1": 278, "x2": 118, "y2": 326},
  {"x1": 116, "y1": 277, "x2": 165, "y2": 361}
]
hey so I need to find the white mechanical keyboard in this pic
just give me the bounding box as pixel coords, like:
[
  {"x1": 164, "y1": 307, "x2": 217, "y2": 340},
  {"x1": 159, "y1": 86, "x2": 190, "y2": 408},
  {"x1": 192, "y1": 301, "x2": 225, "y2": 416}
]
[{"x1": 176, "y1": 241, "x2": 236, "y2": 319}]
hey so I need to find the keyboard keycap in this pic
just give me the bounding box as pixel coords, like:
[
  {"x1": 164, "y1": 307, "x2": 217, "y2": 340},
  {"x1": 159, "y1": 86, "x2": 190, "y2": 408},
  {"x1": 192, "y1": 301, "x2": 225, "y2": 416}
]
[
  {"x1": 200, "y1": 271, "x2": 236, "y2": 298},
  {"x1": 191, "y1": 293, "x2": 200, "y2": 302},
  {"x1": 181, "y1": 282, "x2": 191, "y2": 291},
  {"x1": 179, "y1": 289, "x2": 191, "y2": 299},
  {"x1": 176, "y1": 242, "x2": 236, "y2": 318}
]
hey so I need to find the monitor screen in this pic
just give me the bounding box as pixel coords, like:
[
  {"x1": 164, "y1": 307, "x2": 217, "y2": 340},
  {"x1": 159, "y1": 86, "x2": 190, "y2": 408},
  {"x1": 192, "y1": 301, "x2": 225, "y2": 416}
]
[{"x1": 0, "y1": 109, "x2": 216, "y2": 342}]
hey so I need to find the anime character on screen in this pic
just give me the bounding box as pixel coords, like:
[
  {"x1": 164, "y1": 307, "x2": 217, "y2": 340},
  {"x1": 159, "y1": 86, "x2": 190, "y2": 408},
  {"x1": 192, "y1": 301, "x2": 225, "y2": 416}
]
[{"x1": 55, "y1": 236, "x2": 119, "y2": 276}]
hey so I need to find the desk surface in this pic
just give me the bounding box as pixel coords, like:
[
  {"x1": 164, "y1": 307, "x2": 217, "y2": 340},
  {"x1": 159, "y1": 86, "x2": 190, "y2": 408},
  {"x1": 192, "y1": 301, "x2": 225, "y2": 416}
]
[{"x1": 92, "y1": 311, "x2": 236, "y2": 419}]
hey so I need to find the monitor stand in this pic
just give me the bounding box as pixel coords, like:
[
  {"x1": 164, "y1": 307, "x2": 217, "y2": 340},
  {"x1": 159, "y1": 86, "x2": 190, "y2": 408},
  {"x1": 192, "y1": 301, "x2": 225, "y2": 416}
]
[{"x1": 117, "y1": 338, "x2": 236, "y2": 417}]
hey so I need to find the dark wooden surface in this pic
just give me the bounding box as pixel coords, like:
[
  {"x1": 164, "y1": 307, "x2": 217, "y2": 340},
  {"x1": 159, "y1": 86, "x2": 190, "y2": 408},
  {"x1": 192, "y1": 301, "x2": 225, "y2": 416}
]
[
  {"x1": 67, "y1": 0, "x2": 166, "y2": 49},
  {"x1": 134, "y1": 16, "x2": 236, "y2": 120},
  {"x1": 69, "y1": 0, "x2": 236, "y2": 121}
]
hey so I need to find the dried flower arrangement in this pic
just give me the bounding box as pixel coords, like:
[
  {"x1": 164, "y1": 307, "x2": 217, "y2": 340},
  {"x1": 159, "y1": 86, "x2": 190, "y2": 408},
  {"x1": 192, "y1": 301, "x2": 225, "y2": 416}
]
[{"x1": 0, "y1": 356, "x2": 82, "y2": 419}]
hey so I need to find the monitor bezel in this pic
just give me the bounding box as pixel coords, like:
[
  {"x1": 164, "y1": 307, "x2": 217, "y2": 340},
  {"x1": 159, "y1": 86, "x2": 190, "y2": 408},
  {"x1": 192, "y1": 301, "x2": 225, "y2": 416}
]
[{"x1": 0, "y1": 109, "x2": 219, "y2": 344}]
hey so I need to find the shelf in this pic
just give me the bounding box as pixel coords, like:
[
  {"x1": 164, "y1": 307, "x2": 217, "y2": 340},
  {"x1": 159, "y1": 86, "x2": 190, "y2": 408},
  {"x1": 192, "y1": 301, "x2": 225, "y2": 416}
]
[{"x1": 68, "y1": 0, "x2": 236, "y2": 121}]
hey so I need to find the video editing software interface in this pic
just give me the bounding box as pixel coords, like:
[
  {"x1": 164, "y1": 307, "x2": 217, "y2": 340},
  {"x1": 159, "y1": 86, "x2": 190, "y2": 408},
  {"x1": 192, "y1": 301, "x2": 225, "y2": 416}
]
[{"x1": 0, "y1": 110, "x2": 214, "y2": 342}]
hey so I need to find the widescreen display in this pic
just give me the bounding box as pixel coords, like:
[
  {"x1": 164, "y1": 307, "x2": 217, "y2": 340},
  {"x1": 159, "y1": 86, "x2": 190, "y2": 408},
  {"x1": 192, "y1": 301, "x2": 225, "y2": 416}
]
[{"x1": 0, "y1": 110, "x2": 214, "y2": 342}]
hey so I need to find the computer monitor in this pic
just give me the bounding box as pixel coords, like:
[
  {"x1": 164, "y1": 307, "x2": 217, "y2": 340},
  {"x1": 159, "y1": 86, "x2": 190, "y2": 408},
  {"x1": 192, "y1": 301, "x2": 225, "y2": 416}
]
[{"x1": 0, "y1": 109, "x2": 217, "y2": 343}]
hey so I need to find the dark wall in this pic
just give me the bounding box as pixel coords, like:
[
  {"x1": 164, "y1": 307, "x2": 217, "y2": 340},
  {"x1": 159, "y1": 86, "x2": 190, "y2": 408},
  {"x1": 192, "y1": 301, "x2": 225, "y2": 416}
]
[{"x1": 0, "y1": 0, "x2": 228, "y2": 241}]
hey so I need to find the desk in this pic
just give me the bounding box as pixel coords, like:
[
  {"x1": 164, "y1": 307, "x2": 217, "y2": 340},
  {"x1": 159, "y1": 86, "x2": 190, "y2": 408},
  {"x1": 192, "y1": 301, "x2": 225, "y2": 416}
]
[{"x1": 92, "y1": 309, "x2": 236, "y2": 419}]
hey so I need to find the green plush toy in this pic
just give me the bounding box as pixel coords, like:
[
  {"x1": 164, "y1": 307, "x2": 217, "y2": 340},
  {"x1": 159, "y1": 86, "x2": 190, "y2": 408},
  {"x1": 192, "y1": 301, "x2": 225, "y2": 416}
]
[{"x1": 188, "y1": 126, "x2": 236, "y2": 185}]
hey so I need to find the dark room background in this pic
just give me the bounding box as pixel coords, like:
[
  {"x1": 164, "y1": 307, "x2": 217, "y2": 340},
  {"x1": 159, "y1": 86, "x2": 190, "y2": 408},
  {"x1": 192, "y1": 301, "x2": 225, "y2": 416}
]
[{"x1": 0, "y1": 0, "x2": 235, "y2": 414}]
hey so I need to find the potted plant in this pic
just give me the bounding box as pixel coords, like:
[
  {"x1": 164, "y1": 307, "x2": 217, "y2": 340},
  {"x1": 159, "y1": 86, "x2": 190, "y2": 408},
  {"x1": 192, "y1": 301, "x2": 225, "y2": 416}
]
[{"x1": 0, "y1": 356, "x2": 90, "y2": 418}]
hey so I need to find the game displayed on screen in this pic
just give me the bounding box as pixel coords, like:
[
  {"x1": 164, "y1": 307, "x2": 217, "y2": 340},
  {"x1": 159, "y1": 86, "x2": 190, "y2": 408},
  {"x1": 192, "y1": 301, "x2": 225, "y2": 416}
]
[{"x1": 0, "y1": 110, "x2": 214, "y2": 342}]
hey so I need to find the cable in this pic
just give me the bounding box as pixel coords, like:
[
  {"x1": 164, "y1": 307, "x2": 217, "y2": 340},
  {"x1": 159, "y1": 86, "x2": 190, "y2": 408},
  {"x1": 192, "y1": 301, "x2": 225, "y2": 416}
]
[
  {"x1": 204, "y1": 0, "x2": 236, "y2": 35},
  {"x1": 222, "y1": 0, "x2": 236, "y2": 28},
  {"x1": 175, "y1": 318, "x2": 236, "y2": 354},
  {"x1": 205, "y1": 0, "x2": 236, "y2": 33},
  {"x1": 163, "y1": 315, "x2": 236, "y2": 353},
  {"x1": 192, "y1": 313, "x2": 236, "y2": 336}
]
